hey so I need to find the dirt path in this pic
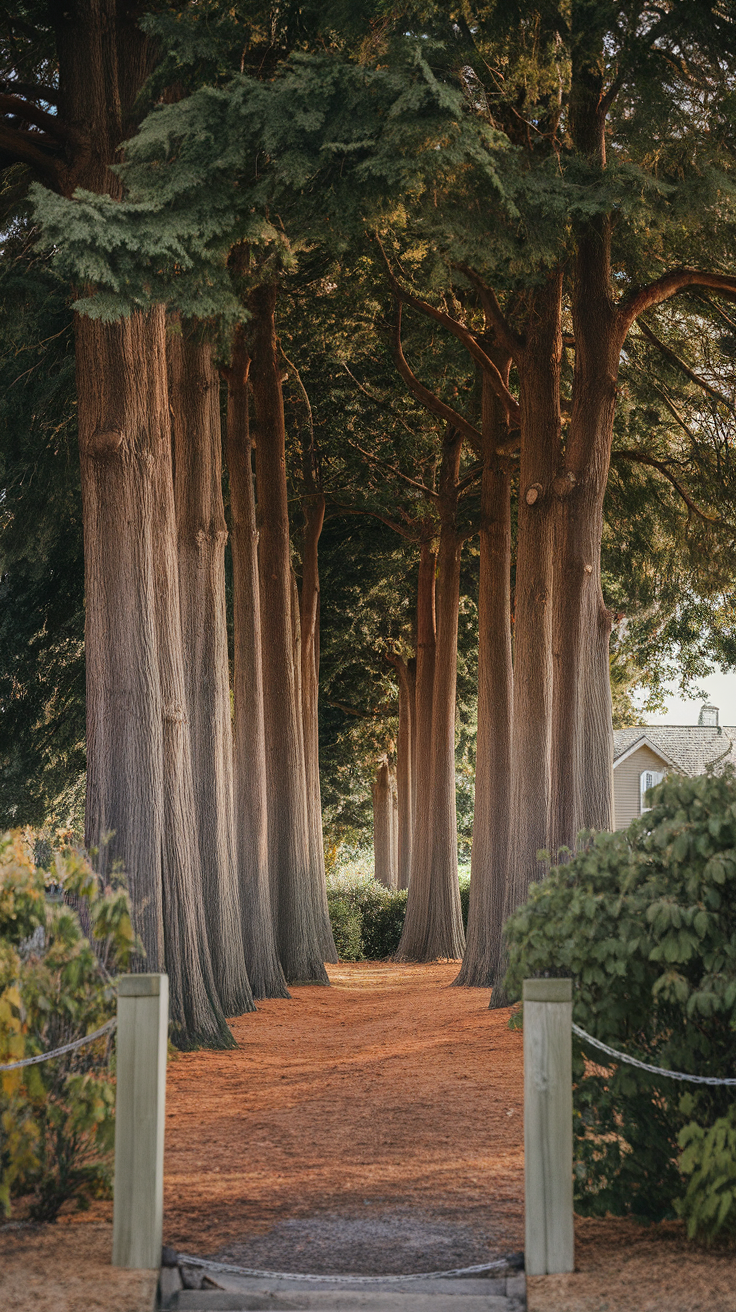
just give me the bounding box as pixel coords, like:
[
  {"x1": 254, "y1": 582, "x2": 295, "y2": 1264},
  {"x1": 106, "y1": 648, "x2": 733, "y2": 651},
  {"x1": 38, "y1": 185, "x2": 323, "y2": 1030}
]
[{"x1": 163, "y1": 962, "x2": 525, "y2": 1270}]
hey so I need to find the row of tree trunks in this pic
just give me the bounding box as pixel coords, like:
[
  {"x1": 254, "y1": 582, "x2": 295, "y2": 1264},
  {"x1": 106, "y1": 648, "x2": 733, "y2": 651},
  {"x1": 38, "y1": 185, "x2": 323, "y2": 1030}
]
[
  {"x1": 224, "y1": 328, "x2": 290, "y2": 1000},
  {"x1": 455, "y1": 371, "x2": 513, "y2": 987},
  {"x1": 397, "y1": 430, "x2": 466, "y2": 961},
  {"x1": 168, "y1": 327, "x2": 255, "y2": 1018},
  {"x1": 248, "y1": 284, "x2": 335, "y2": 984}
]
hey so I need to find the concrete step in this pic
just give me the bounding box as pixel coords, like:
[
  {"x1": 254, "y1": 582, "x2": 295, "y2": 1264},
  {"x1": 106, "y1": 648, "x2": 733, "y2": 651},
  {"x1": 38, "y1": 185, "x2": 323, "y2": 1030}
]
[
  {"x1": 162, "y1": 1273, "x2": 526, "y2": 1312},
  {"x1": 167, "y1": 1288, "x2": 525, "y2": 1312}
]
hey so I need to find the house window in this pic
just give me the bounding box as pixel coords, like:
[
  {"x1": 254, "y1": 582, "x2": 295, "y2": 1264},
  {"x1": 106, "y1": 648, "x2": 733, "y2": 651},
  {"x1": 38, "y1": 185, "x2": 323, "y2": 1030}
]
[{"x1": 640, "y1": 770, "x2": 665, "y2": 813}]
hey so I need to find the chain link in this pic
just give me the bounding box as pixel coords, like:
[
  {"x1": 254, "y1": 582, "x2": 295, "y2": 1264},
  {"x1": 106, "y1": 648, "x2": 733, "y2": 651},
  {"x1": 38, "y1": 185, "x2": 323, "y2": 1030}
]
[
  {"x1": 175, "y1": 1254, "x2": 514, "y2": 1283},
  {"x1": 572, "y1": 1022, "x2": 736, "y2": 1086}
]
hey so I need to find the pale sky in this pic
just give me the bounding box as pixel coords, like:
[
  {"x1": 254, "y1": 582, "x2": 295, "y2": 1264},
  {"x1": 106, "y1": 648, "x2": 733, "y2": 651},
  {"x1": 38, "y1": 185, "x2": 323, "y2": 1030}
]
[{"x1": 641, "y1": 669, "x2": 736, "y2": 727}]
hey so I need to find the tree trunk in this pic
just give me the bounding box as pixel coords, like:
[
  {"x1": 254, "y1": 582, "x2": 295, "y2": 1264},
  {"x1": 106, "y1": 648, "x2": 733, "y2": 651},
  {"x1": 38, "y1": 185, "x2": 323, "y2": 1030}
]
[
  {"x1": 372, "y1": 758, "x2": 396, "y2": 889},
  {"x1": 249, "y1": 284, "x2": 329, "y2": 985},
  {"x1": 300, "y1": 494, "x2": 339, "y2": 962},
  {"x1": 390, "y1": 764, "x2": 399, "y2": 883},
  {"x1": 550, "y1": 222, "x2": 618, "y2": 851},
  {"x1": 395, "y1": 536, "x2": 436, "y2": 939},
  {"x1": 397, "y1": 430, "x2": 465, "y2": 961},
  {"x1": 456, "y1": 370, "x2": 513, "y2": 987},
  {"x1": 492, "y1": 274, "x2": 563, "y2": 1007},
  {"x1": 224, "y1": 329, "x2": 289, "y2": 999},
  {"x1": 59, "y1": 5, "x2": 232, "y2": 1046},
  {"x1": 168, "y1": 326, "x2": 254, "y2": 1018},
  {"x1": 390, "y1": 656, "x2": 415, "y2": 890}
]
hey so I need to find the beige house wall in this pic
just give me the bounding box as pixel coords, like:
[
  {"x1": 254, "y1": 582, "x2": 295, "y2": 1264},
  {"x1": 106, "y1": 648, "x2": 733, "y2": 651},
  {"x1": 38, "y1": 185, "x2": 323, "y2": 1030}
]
[{"x1": 613, "y1": 744, "x2": 674, "y2": 831}]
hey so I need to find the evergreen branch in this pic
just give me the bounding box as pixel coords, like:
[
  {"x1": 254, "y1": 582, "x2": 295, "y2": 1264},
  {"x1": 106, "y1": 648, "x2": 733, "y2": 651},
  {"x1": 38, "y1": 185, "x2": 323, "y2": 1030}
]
[
  {"x1": 651, "y1": 384, "x2": 702, "y2": 449},
  {"x1": 0, "y1": 93, "x2": 71, "y2": 142},
  {"x1": 327, "y1": 502, "x2": 420, "y2": 542},
  {"x1": 456, "y1": 462, "x2": 484, "y2": 493},
  {"x1": 619, "y1": 270, "x2": 736, "y2": 337},
  {"x1": 379, "y1": 246, "x2": 520, "y2": 426},
  {"x1": 637, "y1": 320, "x2": 735, "y2": 413},
  {"x1": 341, "y1": 363, "x2": 420, "y2": 439},
  {"x1": 612, "y1": 450, "x2": 722, "y2": 524},
  {"x1": 344, "y1": 436, "x2": 439, "y2": 503},
  {"x1": 391, "y1": 303, "x2": 483, "y2": 456},
  {"x1": 451, "y1": 262, "x2": 523, "y2": 358}
]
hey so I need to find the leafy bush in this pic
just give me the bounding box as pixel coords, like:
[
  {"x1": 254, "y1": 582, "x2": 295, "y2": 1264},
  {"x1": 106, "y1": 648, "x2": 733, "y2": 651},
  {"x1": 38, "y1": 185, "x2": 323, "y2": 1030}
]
[
  {"x1": 327, "y1": 863, "x2": 470, "y2": 960},
  {"x1": 677, "y1": 1099, "x2": 736, "y2": 1242},
  {"x1": 360, "y1": 885, "x2": 408, "y2": 959},
  {"x1": 0, "y1": 830, "x2": 139, "y2": 1220},
  {"x1": 458, "y1": 872, "x2": 470, "y2": 931},
  {"x1": 328, "y1": 895, "x2": 364, "y2": 961},
  {"x1": 505, "y1": 769, "x2": 736, "y2": 1233}
]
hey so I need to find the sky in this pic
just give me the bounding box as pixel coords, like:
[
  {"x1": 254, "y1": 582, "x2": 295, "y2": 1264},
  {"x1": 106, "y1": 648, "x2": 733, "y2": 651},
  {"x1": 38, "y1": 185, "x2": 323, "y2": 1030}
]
[{"x1": 641, "y1": 669, "x2": 736, "y2": 726}]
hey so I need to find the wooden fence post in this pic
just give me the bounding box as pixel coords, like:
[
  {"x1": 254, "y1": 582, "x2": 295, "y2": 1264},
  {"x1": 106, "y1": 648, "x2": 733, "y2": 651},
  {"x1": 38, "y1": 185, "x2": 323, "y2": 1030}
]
[
  {"x1": 523, "y1": 977, "x2": 574, "y2": 1276},
  {"x1": 112, "y1": 974, "x2": 169, "y2": 1269}
]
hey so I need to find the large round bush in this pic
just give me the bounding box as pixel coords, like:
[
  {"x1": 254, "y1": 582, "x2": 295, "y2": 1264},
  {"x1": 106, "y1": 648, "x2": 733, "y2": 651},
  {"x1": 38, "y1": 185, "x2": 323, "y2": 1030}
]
[{"x1": 505, "y1": 769, "x2": 736, "y2": 1237}]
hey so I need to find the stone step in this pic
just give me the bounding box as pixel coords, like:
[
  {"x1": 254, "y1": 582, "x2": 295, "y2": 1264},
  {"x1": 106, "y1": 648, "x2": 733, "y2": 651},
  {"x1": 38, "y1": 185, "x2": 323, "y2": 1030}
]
[{"x1": 167, "y1": 1288, "x2": 525, "y2": 1312}]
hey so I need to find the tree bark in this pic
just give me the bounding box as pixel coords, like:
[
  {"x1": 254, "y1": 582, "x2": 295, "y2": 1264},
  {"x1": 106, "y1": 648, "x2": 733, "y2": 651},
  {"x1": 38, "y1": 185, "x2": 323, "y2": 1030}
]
[
  {"x1": 372, "y1": 757, "x2": 396, "y2": 889},
  {"x1": 300, "y1": 491, "x2": 338, "y2": 963},
  {"x1": 396, "y1": 430, "x2": 466, "y2": 961},
  {"x1": 224, "y1": 329, "x2": 289, "y2": 999},
  {"x1": 249, "y1": 283, "x2": 329, "y2": 985},
  {"x1": 61, "y1": 3, "x2": 231, "y2": 1046},
  {"x1": 455, "y1": 369, "x2": 513, "y2": 987},
  {"x1": 389, "y1": 656, "x2": 415, "y2": 890},
  {"x1": 168, "y1": 326, "x2": 254, "y2": 1018},
  {"x1": 492, "y1": 274, "x2": 563, "y2": 1008}
]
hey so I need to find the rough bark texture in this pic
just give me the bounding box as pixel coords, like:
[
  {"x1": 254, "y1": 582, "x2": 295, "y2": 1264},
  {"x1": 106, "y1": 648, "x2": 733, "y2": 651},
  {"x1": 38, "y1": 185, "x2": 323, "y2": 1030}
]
[
  {"x1": 389, "y1": 657, "x2": 415, "y2": 890},
  {"x1": 492, "y1": 276, "x2": 563, "y2": 1008},
  {"x1": 250, "y1": 284, "x2": 329, "y2": 985},
  {"x1": 456, "y1": 370, "x2": 513, "y2": 987},
  {"x1": 224, "y1": 330, "x2": 289, "y2": 1000},
  {"x1": 397, "y1": 432, "x2": 466, "y2": 962},
  {"x1": 300, "y1": 493, "x2": 338, "y2": 963},
  {"x1": 61, "y1": 4, "x2": 231, "y2": 1046},
  {"x1": 398, "y1": 536, "x2": 436, "y2": 931},
  {"x1": 169, "y1": 328, "x2": 254, "y2": 1018},
  {"x1": 372, "y1": 758, "x2": 397, "y2": 890}
]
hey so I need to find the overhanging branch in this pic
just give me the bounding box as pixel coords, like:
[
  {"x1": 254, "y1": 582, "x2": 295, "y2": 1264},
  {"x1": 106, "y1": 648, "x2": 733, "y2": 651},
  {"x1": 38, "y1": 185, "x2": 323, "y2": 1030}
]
[
  {"x1": 392, "y1": 303, "x2": 483, "y2": 456},
  {"x1": 613, "y1": 449, "x2": 722, "y2": 524},
  {"x1": 619, "y1": 269, "x2": 736, "y2": 338}
]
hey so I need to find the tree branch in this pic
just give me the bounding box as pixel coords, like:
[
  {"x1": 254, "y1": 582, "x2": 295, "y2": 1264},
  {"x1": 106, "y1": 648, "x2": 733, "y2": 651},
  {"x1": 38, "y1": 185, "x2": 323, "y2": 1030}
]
[
  {"x1": 619, "y1": 269, "x2": 736, "y2": 338},
  {"x1": 345, "y1": 437, "x2": 439, "y2": 502},
  {"x1": 637, "y1": 319, "x2": 735, "y2": 413},
  {"x1": 341, "y1": 362, "x2": 420, "y2": 439},
  {"x1": 328, "y1": 502, "x2": 420, "y2": 542},
  {"x1": 451, "y1": 262, "x2": 524, "y2": 358},
  {"x1": 325, "y1": 698, "x2": 396, "y2": 719},
  {"x1": 612, "y1": 449, "x2": 722, "y2": 524},
  {"x1": 0, "y1": 79, "x2": 60, "y2": 106},
  {"x1": 0, "y1": 121, "x2": 63, "y2": 185},
  {"x1": 379, "y1": 250, "x2": 520, "y2": 427},
  {"x1": 391, "y1": 303, "x2": 483, "y2": 456},
  {"x1": 0, "y1": 92, "x2": 71, "y2": 141}
]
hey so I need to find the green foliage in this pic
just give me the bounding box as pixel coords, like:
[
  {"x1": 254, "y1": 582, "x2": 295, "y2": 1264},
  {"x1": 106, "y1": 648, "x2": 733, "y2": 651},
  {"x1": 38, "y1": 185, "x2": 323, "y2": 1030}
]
[
  {"x1": 327, "y1": 867, "x2": 470, "y2": 959},
  {"x1": 677, "y1": 1100, "x2": 736, "y2": 1244},
  {"x1": 505, "y1": 770, "x2": 736, "y2": 1226},
  {"x1": 0, "y1": 830, "x2": 139, "y2": 1221}
]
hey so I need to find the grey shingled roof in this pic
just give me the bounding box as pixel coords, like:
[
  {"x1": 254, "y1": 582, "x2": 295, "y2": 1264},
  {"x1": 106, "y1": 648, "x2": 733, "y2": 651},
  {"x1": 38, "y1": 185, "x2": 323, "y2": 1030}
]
[{"x1": 613, "y1": 725, "x2": 736, "y2": 776}]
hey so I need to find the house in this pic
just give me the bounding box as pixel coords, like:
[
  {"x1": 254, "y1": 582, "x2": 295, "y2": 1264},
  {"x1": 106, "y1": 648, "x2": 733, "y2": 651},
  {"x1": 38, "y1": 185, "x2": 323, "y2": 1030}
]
[{"x1": 612, "y1": 705, "x2": 736, "y2": 830}]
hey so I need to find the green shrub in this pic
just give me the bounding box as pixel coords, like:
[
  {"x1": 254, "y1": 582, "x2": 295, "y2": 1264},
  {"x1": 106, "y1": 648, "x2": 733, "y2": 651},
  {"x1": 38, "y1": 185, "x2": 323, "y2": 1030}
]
[
  {"x1": 327, "y1": 895, "x2": 363, "y2": 961},
  {"x1": 677, "y1": 1099, "x2": 736, "y2": 1243},
  {"x1": 458, "y1": 874, "x2": 470, "y2": 932},
  {"x1": 360, "y1": 885, "x2": 408, "y2": 959},
  {"x1": 504, "y1": 769, "x2": 736, "y2": 1232},
  {"x1": 0, "y1": 830, "x2": 139, "y2": 1220}
]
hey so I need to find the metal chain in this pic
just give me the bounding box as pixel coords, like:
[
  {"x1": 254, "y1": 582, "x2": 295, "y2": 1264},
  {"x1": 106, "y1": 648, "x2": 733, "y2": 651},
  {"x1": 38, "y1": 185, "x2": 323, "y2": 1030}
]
[
  {"x1": 572, "y1": 1022, "x2": 736, "y2": 1086},
  {"x1": 174, "y1": 1254, "x2": 514, "y2": 1283},
  {"x1": 0, "y1": 1017, "x2": 116, "y2": 1072}
]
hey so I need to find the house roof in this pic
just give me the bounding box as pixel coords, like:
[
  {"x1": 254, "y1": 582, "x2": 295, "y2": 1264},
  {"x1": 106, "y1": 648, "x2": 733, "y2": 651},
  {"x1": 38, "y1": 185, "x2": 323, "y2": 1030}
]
[{"x1": 613, "y1": 725, "x2": 736, "y2": 776}]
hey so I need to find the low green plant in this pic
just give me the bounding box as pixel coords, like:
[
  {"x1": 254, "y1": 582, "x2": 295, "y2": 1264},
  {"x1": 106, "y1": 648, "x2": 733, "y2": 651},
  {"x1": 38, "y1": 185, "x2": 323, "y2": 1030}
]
[
  {"x1": 327, "y1": 895, "x2": 364, "y2": 961},
  {"x1": 504, "y1": 769, "x2": 736, "y2": 1234},
  {"x1": 676, "y1": 1098, "x2": 736, "y2": 1243},
  {"x1": 0, "y1": 830, "x2": 139, "y2": 1220}
]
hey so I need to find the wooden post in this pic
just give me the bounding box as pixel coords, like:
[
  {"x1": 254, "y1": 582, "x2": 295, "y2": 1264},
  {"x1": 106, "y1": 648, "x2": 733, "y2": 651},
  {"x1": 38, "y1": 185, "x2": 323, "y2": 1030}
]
[
  {"x1": 523, "y1": 977, "x2": 574, "y2": 1276},
  {"x1": 112, "y1": 974, "x2": 169, "y2": 1269}
]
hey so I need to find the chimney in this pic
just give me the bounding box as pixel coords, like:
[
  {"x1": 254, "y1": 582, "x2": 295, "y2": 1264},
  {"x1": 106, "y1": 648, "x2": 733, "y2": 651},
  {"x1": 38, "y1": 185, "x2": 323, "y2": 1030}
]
[{"x1": 699, "y1": 705, "x2": 719, "y2": 727}]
